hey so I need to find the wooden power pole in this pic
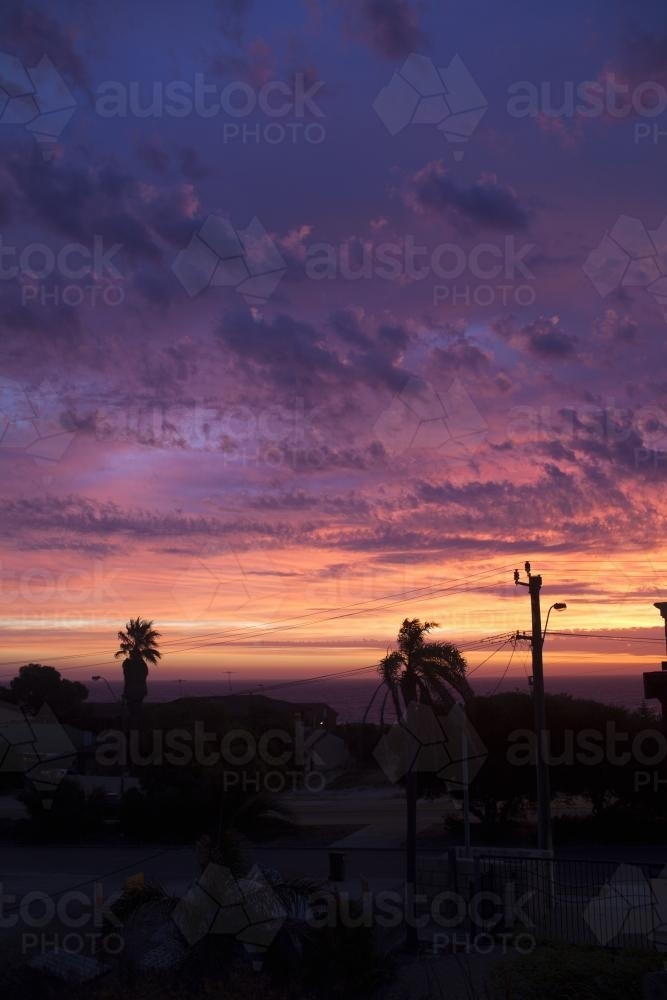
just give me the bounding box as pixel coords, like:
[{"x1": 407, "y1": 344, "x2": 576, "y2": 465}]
[{"x1": 515, "y1": 562, "x2": 553, "y2": 853}]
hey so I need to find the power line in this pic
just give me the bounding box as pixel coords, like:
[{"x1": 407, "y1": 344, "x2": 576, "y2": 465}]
[
  {"x1": 546, "y1": 630, "x2": 663, "y2": 644},
  {"x1": 234, "y1": 634, "x2": 519, "y2": 705},
  {"x1": 0, "y1": 564, "x2": 511, "y2": 664},
  {"x1": 490, "y1": 636, "x2": 518, "y2": 695},
  {"x1": 0, "y1": 567, "x2": 513, "y2": 677},
  {"x1": 465, "y1": 636, "x2": 515, "y2": 676}
]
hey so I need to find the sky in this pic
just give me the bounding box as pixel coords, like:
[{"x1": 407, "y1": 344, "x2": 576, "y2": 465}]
[{"x1": 1, "y1": 0, "x2": 667, "y2": 692}]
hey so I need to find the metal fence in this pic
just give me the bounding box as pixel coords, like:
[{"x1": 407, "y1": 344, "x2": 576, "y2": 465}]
[
  {"x1": 251, "y1": 844, "x2": 666, "y2": 951},
  {"x1": 418, "y1": 851, "x2": 666, "y2": 951}
]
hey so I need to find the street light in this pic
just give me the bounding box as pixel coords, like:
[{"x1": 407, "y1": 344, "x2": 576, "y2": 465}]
[
  {"x1": 542, "y1": 603, "x2": 567, "y2": 645},
  {"x1": 91, "y1": 676, "x2": 125, "y2": 798},
  {"x1": 91, "y1": 675, "x2": 120, "y2": 703}
]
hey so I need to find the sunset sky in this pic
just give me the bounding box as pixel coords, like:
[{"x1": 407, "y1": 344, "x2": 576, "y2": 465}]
[{"x1": 1, "y1": 0, "x2": 667, "y2": 692}]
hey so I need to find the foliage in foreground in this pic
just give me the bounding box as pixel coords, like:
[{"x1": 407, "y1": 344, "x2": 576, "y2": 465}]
[{"x1": 490, "y1": 944, "x2": 665, "y2": 1000}]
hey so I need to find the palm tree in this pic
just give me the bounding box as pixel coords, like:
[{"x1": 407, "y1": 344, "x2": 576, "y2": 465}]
[
  {"x1": 115, "y1": 617, "x2": 162, "y2": 720},
  {"x1": 370, "y1": 618, "x2": 472, "y2": 952}
]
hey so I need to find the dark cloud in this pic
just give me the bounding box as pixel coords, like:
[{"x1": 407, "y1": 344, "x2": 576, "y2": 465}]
[
  {"x1": 180, "y1": 147, "x2": 209, "y2": 180},
  {"x1": 217, "y1": 310, "x2": 410, "y2": 396},
  {"x1": 523, "y1": 317, "x2": 577, "y2": 358},
  {"x1": 0, "y1": 270, "x2": 84, "y2": 343},
  {"x1": 493, "y1": 315, "x2": 578, "y2": 359},
  {"x1": 216, "y1": 0, "x2": 253, "y2": 42},
  {"x1": 135, "y1": 137, "x2": 170, "y2": 175},
  {"x1": 0, "y1": 494, "x2": 303, "y2": 551},
  {"x1": 403, "y1": 161, "x2": 530, "y2": 230},
  {"x1": 610, "y1": 29, "x2": 667, "y2": 89},
  {"x1": 244, "y1": 489, "x2": 371, "y2": 515},
  {"x1": 594, "y1": 309, "x2": 639, "y2": 343},
  {"x1": 429, "y1": 334, "x2": 491, "y2": 373},
  {"x1": 0, "y1": 1, "x2": 89, "y2": 92},
  {"x1": 338, "y1": 0, "x2": 423, "y2": 59},
  {"x1": 6, "y1": 152, "x2": 161, "y2": 263},
  {"x1": 218, "y1": 311, "x2": 346, "y2": 391},
  {"x1": 329, "y1": 309, "x2": 374, "y2": 350}
]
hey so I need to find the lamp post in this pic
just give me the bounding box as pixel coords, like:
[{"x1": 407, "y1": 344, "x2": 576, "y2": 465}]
[
  {"x1": 91, "y1": 675, "x2": 125, "y2": 799},
  {"x1": 542, "y1": 603, "x2": 567, "y2": 645},
  {"x1": 91, "y1": 675, "x2": 120, "y2": 703}
]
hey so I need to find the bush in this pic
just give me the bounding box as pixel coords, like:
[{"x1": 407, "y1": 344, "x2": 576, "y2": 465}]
[{"x1": 19, "y1": 779, "x2": 109, "y2": 841}]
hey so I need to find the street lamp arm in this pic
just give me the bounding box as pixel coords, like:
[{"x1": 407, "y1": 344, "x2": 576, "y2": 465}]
[
  {"x1": 91, "y1": 675, "x2": 121, "y2": 704},
  {"x1": 542, "y1": 603, "x2": 567, "y2": 645}
]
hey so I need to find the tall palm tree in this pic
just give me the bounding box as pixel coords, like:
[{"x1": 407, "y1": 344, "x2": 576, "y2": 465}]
[
  {"x1": 371, "y1": 618, "x2": 472, "y2": 952},
  {"x1": 115, "y1": 617, "x2": 162, "y2": 720}
]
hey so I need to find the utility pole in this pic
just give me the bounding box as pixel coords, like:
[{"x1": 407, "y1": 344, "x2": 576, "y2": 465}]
[
  {"x1": 643, "y1": 603, "x2": 667, "y2": 783},
  {"x1": 514, "y1": 562, "x2": 552, "y2": 853},
  {"x1": 654, "y1": 603, "x2": 667, "y2": 659},
  {"x1": 225, "y1": 671, "x2": 236, "y2": 693}
]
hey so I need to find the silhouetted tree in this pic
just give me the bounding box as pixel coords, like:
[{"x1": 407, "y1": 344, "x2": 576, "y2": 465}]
[
  {"x1": 8, "y1": 663, "x2": 88, "y2": 719},
  {"x1": 373, "y1": 618, "x2": 471, "y2": 951},
  {"x1": 115, "y1": 618, "x2": 161, "y2": 721}
]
